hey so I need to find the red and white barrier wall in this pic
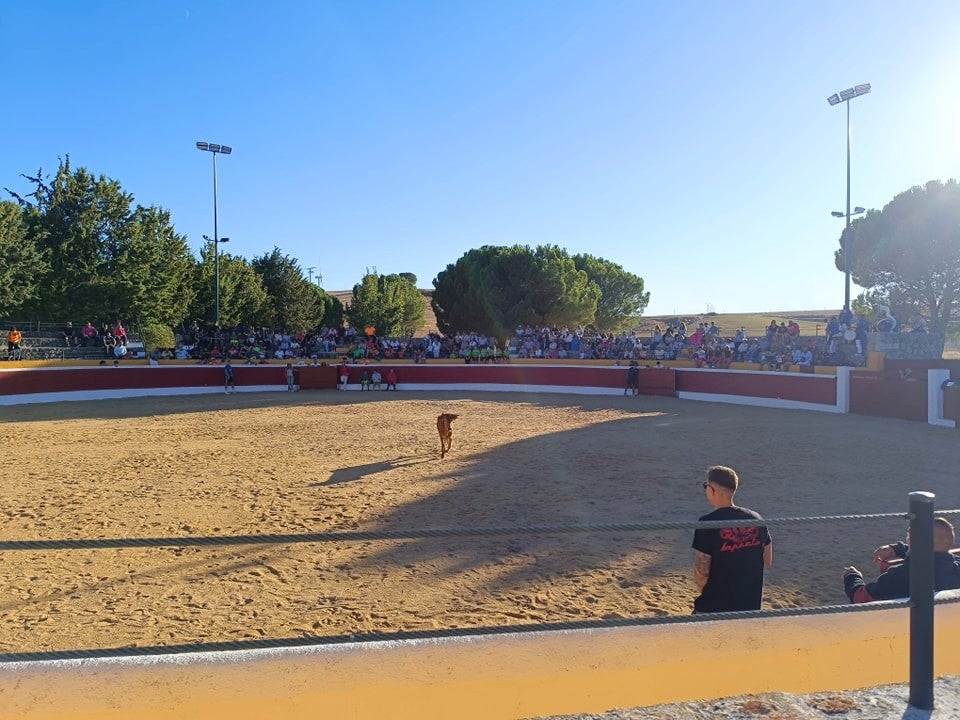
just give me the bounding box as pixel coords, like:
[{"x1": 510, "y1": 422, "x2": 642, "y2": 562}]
[{"x1": 2, "y1": 362, "x2": 957, "y2": 427}]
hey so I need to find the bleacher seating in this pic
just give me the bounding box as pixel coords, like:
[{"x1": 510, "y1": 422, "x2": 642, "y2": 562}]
[{"x1": 4, "y1": 329, "x2": 138, "y2": 362}]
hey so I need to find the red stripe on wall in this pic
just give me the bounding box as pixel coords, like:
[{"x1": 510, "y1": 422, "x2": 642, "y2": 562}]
[
  {"x1": 0, "y1": 366, "x2": 288, "y2": 396},
  {"x1": 1, "y1": 364, "x2": 839, "y2": 409},
  {"x1": 675, "y1": 369, "x2": 836, "y2": 405},
  {"x1": 849, "y1": 372, "x2": 927, "y2": 421}
]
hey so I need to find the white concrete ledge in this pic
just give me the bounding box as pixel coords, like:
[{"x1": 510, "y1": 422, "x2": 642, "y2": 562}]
[{"x1": 676, "y1": 391, "x2": 841, "y2": 413}]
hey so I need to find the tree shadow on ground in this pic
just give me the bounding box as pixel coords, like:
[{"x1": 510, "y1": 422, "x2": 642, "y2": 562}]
[
  {"x1": 337, "y1": 397, "x2": 960, "y2": 615},
  {"x1": 312, "y1": 456, "x2": 432, "y2": 486}
]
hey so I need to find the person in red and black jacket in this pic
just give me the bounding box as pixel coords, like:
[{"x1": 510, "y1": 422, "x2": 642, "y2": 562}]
[{"x1": 843, "y1": 517, "x2": 960, "y2": 603}]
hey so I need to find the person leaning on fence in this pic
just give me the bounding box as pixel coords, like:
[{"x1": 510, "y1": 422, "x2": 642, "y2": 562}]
[
  {"x1": 842, "y1": 517, "x2": 960, "y2": 603},
  {"x1": 692, "y1": 465, "x2": 773, "y2": 614}
]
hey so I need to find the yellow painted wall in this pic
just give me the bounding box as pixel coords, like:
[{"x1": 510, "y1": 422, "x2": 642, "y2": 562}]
[{"x1": 3, "y1": 597, "x2": 959, "y2": 720}]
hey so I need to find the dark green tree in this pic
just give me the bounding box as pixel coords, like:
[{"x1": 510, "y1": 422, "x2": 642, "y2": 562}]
[
  {"x1": 572, "y1": 253, "x2": 650, "y2": 331},
  {"x1": 838, "y1": 179, "x2": 960, "y2": 339},
  {"x1": 191, "y1": 247, "x2": 271, "y2": 328},
  {"x1": 251, "y1": 247, "x2": 324, "y2": 332},
  {"x1": 348, "y1": 271, "x2": 426, "y2": 336},
  {"x1": 0, "y1": 200, "x2": 47, "y2": 317},
  {"x1": 8, "y1": 158, "x2": 195, "y2": 326},
  {"x1": 432, "y1": 245, "x2": 599, "y2": 337},
  {"x1": 312, "y1": 285, "x2": 344, "y2": 328},
  {"x1": 431, "y1": 248, "x2": 497, "y2": 335},
  {"x1": 116, "y1": 206, "x2": 196, "y2": 327}
]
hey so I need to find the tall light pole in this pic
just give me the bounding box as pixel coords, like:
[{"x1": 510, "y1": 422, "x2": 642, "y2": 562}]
[
  {"x1": 203, "y1": 236, "x2": 230, "y2": 326},
  {"x1": 196, "y1": 141, "x2": 232, "y2": 326},
  {"x1": 827, "y1": 83, "x2": 870, "y2": 312}
]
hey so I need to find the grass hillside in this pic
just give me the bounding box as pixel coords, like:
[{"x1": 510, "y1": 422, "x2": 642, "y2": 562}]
[
  {"x1": 636, "y1": 310, "x2": 840, "y2": 340},
  {"x1": 330, "y1": 288, "x2": 837, "y2": 341}
]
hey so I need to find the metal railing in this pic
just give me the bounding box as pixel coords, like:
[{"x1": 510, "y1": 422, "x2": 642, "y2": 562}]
[{"x1": 0, "y1": 492, "x2": 951, "y2": 711}]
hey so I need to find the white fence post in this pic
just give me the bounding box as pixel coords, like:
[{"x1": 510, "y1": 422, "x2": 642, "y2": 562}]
[{"x1": 928, "y1": 369, "x2": 954, "y2": 427}]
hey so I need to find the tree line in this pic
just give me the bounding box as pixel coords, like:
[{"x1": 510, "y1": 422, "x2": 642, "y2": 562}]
[
  {"x1": 4, "y1": 158, "x2": 958, "y2": 347},
  {"x1": 840, "y1": 179, "x2": 960, "y2": 340},
  {"x1": 0, "y1": 159, "x2": 652, "y2": 341}
]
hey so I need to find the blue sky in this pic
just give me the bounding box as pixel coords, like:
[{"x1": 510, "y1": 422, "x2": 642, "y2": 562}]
[{"x1": 2, "y1": 2, "x2": 958, "y2": 316}]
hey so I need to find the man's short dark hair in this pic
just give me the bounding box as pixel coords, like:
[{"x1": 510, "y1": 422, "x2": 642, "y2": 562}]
[{"x1": 707, "y1": 465, "x2": 739, "y2": 492}]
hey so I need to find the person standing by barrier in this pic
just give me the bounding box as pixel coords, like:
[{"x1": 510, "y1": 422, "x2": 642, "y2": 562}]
[
  {"x1": 624, "y1": 360, "x2": 639, "y2": 396},
  {"x1": 338, "y1": 360, "x2": 350, "y2": 390},
  {"x1": 285, "y1": 363, "x2": 295, "y2": 392},
  {"x1": 224, "y1": 361, "x2": 236, "y2": 394},
  {"x1": 842, "y1": 517, "x2": 960, "y2": 603},
  {"x1": 385, "y1": 367, "x2": 398, "y2": 391},
  {"x1": 692, "y1": 466, "x2": 773, "y2": 613}
]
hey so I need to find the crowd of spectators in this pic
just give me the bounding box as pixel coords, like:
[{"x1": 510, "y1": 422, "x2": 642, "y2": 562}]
[
  {"x1": 506, "y1": 316, "x2": 864, "y2": 370},
  {"x1": 57, "y1": 320, "x2": 132, "y2": 359},
  {"x1": 164, "y1": 310, "x2": 920, "y2": 369},
  {"x1": 337, "y1": 331, "x2": 510, "y2": 363},
  {"x1": 23, "y1": 305, "x2": 931, "y2": 368},
  {"x1": 172, "y1": 322, "x2": 343, "y2": 363},
  {"x1": 511, "y1": 321, "x2": 748, "y2": 367}
]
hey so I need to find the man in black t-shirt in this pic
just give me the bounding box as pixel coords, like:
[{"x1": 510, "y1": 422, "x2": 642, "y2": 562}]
[
  {"x1": 692, "y1": 465, "x2": 773, "y2": 613},
  {"x1": 843, "y1": 517, "x2": 960, "y2": 603}
]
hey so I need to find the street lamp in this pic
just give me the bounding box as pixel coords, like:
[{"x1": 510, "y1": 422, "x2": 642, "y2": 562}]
[
  {"x1": 203, "y1": 235, "x2": 230, "y2": 328},
  {"x1": 827, "y1": 83, "x2": 871, "y2": 311},
  {"x1": 196, "y1": 141, "x2": 233, "y2": 325}
]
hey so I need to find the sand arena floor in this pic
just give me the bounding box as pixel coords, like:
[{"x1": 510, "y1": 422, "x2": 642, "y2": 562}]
[{"x1": 3, "y1": 390, "x2": 960, "y2": 655}]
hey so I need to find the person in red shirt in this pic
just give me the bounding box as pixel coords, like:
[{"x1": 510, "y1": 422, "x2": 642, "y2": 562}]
[
  {"x1": 338, "y1": 360, "x2": 350, "y2": 391},
  {"x1": 385, "y1": 368, "x2": 398, "y2": 391},
  {"x1": 113, "y1": 321, "x2": 127, "y2": 347}
]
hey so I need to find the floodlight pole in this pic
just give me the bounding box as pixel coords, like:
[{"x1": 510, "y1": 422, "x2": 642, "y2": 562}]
[
  {"x1": 196, "y1": 141, "x2": 233, "y2": 326},
  {"x1": 844, "y1": 99, "x2": 852, "y2": 312},
  {"x1": 828, "y1": 84, "x2": 870, "y2": 312}
]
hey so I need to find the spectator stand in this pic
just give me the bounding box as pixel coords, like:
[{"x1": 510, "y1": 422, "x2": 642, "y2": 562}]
[{"x1": 2, "y1": 321, "x2": 126, "y2": 362}]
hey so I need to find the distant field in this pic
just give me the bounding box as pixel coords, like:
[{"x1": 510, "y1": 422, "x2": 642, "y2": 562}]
[
  {"x1": 636, "y1": 310, "x2": 840, "y2": 340},
  {"x1": 329, "y1": 289, "x2": 837, "y2": 341}
]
